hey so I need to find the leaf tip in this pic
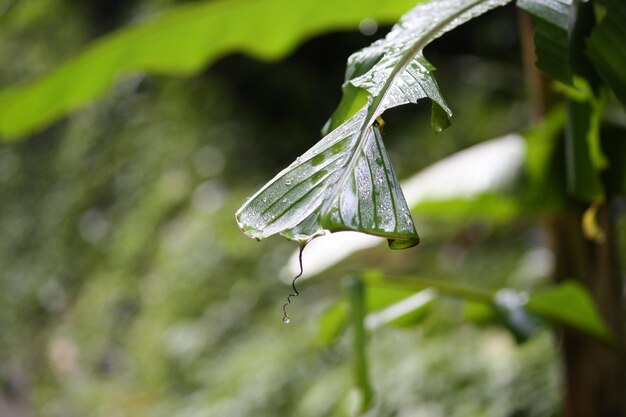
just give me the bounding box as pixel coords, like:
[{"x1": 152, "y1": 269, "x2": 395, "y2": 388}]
[
  {"x1": 234, "y1": 205, "x2": 263, "y2": 241},
  {"x1": 387, "y1": 236, "x2": 420, "y2": 250}
]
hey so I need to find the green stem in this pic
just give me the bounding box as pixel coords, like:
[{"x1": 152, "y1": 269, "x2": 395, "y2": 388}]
[{"x1": 348, "y1": 277, "x2": 374, "y2": 412}]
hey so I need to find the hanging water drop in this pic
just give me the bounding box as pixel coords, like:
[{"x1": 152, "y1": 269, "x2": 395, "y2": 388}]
[{"x1": 282, "y1": 316, "x2": 290, "y2": 324}]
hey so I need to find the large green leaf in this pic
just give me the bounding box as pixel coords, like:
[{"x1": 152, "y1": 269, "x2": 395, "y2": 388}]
[
  {"x1": 0, "y1": 0, "x2": 420, "y2": 141},
  {"x1": 587, "y1": 0, "x2": 626, "y2": 108},
  {"x1": 237, "y1": 0, "x2": 511, "y2": 248},
  {"x1": 526, "y1": 281, "x2": 612, "y2": 341},
  {"x1": 324, "y1": 2, "x2": 457, "y2": 132},
  {"x1": 237, "y1": 115, "x2": 419, "y2": 248}
]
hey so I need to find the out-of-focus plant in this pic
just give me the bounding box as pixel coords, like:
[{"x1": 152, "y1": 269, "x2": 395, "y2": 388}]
[{"x1": 1, "y1": 0, "x2": 624, "y2": 416}]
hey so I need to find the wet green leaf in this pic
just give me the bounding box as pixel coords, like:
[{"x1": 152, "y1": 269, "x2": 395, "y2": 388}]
[
  {"x1": 236, "y1": 118, "x2": 420, "y2": 248},
  {"x1": 237, "y1": 0, "x2": 511, "y2": 247}
]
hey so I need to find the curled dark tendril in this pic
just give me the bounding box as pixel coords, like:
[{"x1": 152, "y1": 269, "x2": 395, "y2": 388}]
[{"x1": 282, "y1": 245, "x2": 305, "y2": 324}]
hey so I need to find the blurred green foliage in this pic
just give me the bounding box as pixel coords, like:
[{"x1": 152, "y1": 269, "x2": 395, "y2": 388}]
[{"x1": 3, "y1": 1, "x2": 621, "y2": 416}]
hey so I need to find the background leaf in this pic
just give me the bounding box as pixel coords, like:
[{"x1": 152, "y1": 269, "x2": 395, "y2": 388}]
[
  {"x1": 367, "y1": 275, "x2": 611, "y2": 341},
  {"x1": 516, "y1": 0, "x2": 572, "y2": 84},
  {"x1": 0, "y1": 0, "x2": 419, "y2": 141},
  {"x1": 587, "y1": 0, "x2": 626, "y2": 108},
  {"x1": 526, "y1": 281, "x2": 612, "y2": 341}
]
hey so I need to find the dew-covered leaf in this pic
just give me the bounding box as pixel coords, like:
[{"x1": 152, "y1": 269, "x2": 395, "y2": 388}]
[
  {"x1": 238, "y1": 0, "x2": 511, "y2": 247},
  {"x1": 327, "y1": 0, "x2": 512, "y2": 130},
  {"x1": 236, "y1": 110, "x2": 419, "y2": 248}
]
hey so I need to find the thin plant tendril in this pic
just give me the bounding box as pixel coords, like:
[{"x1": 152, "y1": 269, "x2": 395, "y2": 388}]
[{"x1": 282, "y1": 244, "x2": 305, "y2": 324}]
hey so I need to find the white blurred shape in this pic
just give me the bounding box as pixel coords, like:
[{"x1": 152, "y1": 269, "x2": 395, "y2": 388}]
[
  {"x1": 359, "y1": 18, "x2": 378, "y2": 36},
  {"x1": 38, "y1": 279, "x2": 67, "y2": 313},
  {"x1": 192, "y1": 180, "x2": 226, "y2": 213},
  {"x1": 78, "y1": 209, "x2": 111, "y2": 244},
  {"x1": 194, "y1": 145, "x2": 225, "y2": 178},
  {"x1": 511, "y1": 247, "x2": 555, "y2": 283},
  {"x1": 401, "y1": 134, "x2": 524, "y2": 203}
]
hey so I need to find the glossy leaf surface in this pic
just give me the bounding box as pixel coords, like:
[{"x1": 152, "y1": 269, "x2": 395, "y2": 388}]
[
  {"x1": 237, "y1": 0, "x2": 511, "y2": 247},
  {"x1": 237, "y1": 112, "x2": 419, "y2": 248},
  {"x1": 326, "y1": 0, "x2": 512, "y2": 130}
]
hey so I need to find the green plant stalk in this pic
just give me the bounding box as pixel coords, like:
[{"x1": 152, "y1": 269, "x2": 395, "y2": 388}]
[
  {"x1": 348, "y1": 277, "x2": 374, "y2": 412},
  {"x1": 564, "y1": 0, "x2": 604, "y2": 201}
]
